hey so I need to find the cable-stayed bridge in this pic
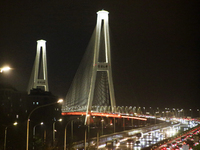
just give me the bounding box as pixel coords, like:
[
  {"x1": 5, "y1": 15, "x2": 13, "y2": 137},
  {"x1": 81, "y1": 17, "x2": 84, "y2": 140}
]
[{"x1": 25, "y1": 10, "x2": 200, "y2": 150}]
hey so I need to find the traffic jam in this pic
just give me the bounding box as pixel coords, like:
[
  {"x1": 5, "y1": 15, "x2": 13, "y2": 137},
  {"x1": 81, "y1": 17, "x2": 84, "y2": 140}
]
[{"x1": 157, "y1": 126, "x2": 200, "y2": 150}]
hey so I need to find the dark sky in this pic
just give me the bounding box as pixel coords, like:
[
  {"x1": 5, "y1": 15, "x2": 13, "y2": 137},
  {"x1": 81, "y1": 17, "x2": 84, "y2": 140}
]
[{"x1": 0, "y1": 1, "x2": 199, "y2": 109}]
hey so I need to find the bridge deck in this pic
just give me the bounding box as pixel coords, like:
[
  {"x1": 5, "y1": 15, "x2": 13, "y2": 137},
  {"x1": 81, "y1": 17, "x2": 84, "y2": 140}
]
[{"x1": 62, "y1": 112, "x2": 147, "y2": 121}]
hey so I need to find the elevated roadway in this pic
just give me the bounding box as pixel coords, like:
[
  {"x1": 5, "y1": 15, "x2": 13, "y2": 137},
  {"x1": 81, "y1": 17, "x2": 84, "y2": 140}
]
[{"x1": 72, "y1": 121, "x2": 181, "y2": 149}]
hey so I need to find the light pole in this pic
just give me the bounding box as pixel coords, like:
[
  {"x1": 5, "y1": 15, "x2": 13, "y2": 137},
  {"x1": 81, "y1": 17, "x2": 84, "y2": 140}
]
[
  {"x1": 189, "y1": 109, "x2": 192, "y2": 118},
  {"x1": 4, "y1": 122, "x2": 17, "y2": 150},
  {"x1": 26, "y1": 99, "x2": 63, "y2": 150},
  {"x1": 33, "y1": 122, "x2": 43, "y2": 138},
  {"x1": 172, "y1": 108, "x2": 176, "y2": 117},
  {"x1": 64, "y1": 117, "x2": 81, "y2": 150},
  {"x1": 143, "y1": 107, "x2": 146, "y2": 116},
  {"x1": 180, "y1": 109, "x2": 184, "y2": 118},
  {"x1": 33, "y1": 122, "x2": 43, "y2": 150},
  {"x1": 101, "y1": 119, "x2": 104, "y2": 135},
  {"x1": 197, "y1": 109, "x2": 200, "y2": 118},
  {"x1": 53, "y1": 118, "x2": 62, "y2": 147},
  {"x1": 64, "y1": 121, "x2": 71, "y2": 150}
]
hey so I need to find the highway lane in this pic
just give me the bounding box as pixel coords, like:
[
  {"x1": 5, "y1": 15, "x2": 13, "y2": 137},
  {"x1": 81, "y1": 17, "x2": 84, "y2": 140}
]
[{"x1": 73, "y1": 120, "x2": 181, "y2": 149}]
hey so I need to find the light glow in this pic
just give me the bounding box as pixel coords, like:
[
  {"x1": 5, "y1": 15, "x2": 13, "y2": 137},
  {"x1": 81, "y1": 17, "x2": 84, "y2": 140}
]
[
  {"x1": 13, "y1": 122, "x2": 18, "y2": 125},
  {"x1": 98, "y1": 144, "x2": 106, "y2": 148},
  {"x1": 0, "y1": 66, "x2": 10, "y2": 73},
  {"x1": 62, "y1": 112, "x2": 147, "y2": 121},
  {"x1": 57, "y1": 99, "x2": 63, "y2": 103},
  {"x1": 97, "y1": 10, "x2": 109, "y2": 20}
]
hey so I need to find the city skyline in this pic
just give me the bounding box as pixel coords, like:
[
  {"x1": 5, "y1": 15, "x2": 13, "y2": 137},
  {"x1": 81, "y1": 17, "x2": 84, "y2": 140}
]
[{"x1": 0, "y1": 1, "x2": 199, "y2": 109}]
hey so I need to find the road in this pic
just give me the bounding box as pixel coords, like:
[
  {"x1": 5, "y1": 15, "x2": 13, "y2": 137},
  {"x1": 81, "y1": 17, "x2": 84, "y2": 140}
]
[{"x1": 73, "y1": 120, "x2": 182, "y2": 149}]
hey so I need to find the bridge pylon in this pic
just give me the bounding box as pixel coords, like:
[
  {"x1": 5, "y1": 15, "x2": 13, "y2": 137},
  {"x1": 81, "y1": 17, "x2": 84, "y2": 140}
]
[
  {"x1": 27, "y1": 40, "x2": 49, "y2": 94},
  {"x1": 62, "y1": 10, "x2": 116, "y2": 124},
  {"x1": 85, "y1": 10, "x2": 116, "y2": 123}
]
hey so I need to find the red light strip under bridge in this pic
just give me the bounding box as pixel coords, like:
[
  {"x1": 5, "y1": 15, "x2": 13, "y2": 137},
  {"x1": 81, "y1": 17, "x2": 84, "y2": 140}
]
[{"x1": 62, "y1": 112, "x2": 147, "y2": 121}]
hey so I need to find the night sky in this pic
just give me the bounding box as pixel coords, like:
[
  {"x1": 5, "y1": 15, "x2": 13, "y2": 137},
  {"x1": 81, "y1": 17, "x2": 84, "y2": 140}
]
[{"x1": 0, "y1": 1, "x2": 199, "y2": 109}]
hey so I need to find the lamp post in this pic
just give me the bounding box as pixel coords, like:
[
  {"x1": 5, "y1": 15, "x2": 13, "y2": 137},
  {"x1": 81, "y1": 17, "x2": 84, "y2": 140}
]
[
  {"x1": 53, "y1": 118, "x2": 62, "y2": 147},
  {"x1": 189, "y1": 109, "x2": 192, "y2": 118},
  {"x1": 197, "y1": 109, "x2": 200, "y2": 118},
  {"x1": 101, "y1": 119, "x2": 104, "y2": 135},
  {"x1": 33, "y1": 122, "x2": 43, "y2": 150},
  {"x1": 180, "y1": 109, "x2": 184, "y2": 118},
  {"x1": 4, "y1": 122, "x2": 17, "y2": 150},
  {"x1": 64, "y1": 121, "x2": 71, "y2": 150},
  {"x1": 26, "y1": 99, "x2": 63, "y2": 150},
  {"x1": 172, "y1": 108, "x2": 176, "y2": 117},
  {"x1": 64, "y1": 117, "x2": 81, "y2": 150},
  {"x1": 149, "y1": 107, "x2": 152, "y2": 115},
  {"x1": 143, "y1": 107, "x2": 146, "y2": 116},
  {"x1": 33, "y1": 122, "x2": 43, "y2": 138}
]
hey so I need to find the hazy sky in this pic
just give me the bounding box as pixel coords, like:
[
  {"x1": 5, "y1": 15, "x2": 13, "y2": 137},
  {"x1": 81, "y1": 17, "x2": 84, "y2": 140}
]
[{"x1": 0, "y1": 1, "x2": 199, "y2": 109}]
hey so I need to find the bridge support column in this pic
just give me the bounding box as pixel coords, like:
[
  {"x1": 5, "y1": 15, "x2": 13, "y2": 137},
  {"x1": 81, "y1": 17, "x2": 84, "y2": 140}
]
[
  {"x1": 86, "y1": 116, "x2": 91, "y2": 149},
  {"x1": 97, "y1": 131, "x2": 99, "y2": 149},
  {"x1": 131, "y1": 118, "x2": 133, "y2": 128},
  {"x1": 71, "y1": 120, "x2": 73, "y2": 141},
  {"x1": 123, "y1": 118, "x2": 125, "y2": 130},
  {"x1": 114, "y1": 117, "x2": 115, "y2": 133},
  {"x1": 101, "y1": 118, "x2": 104, "y2": 135},
  {"x1": 84, "y1": 128, "x2": 87, "y2": 150},
  {"x1": 138, "y1": 119, "x2": 140, "y2": 127}
]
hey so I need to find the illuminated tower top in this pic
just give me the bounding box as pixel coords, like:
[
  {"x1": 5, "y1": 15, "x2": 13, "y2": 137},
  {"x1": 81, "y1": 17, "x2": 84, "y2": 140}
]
[
  {"x1": 97, "y1": 10, "x2": 109, "y2": 20},
  {"x1": 27, "y1": 39, "x2": 49, "y2": 94}
]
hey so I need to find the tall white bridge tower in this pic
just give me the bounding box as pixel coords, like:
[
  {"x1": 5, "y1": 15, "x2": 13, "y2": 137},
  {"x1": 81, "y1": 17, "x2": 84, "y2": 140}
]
[
  {"x1": 62, "y1": 10, "x2": 116, "y2": 123},
  {"x1": 86, "y1": 10, "x2": 116, "y2": 120},
  {"x1": 27, "y1": 40, "x2": 49, "y2": 94}
]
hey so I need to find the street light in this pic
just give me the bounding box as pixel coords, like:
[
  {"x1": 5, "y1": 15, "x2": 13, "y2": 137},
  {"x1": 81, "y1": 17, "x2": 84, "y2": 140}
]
[
  {"x1": 33, "y1": 122, "x2": 43, "y2": 150},
  {"x1": 57, "y1": 99, "x2": 63, "y2": 103},
  {"x1": 0, "y1": 66, "x2": 11, "y2": 73},
  {"x1": 101, "y1": 119, "x2": 104, "y2": 135},
  {"x1": 4, "y1": 122, "x2": 17, "y2": 150},
  {"x1": 64, "y1": 122, "x2": 71, "y2": 150},
  {"x1": 189, "y1": 109, "x2": 192, "y2": 118},
  {"x1": 26, "y1": 99, "x2": 63, "y2": 150},
  {"x1": 53, "y1": 118, "x2": 62, "y2": 147},
  {"x1": 33, "y1": 122, "x2": 44, "y2": 138},
  {"x1": 143, "y1": 107, "x2": 146, "y2": 116},
  {"x1": 64, "y1": 117, "x2": 82, "y2": 150}
]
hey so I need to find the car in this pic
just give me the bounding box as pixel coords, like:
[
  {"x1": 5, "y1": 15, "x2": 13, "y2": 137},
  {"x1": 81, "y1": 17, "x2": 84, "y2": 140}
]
[
  {"x1": 166, "y1": 143, "x2": 172, "y2": 149},
  {"x1": 106, "y1": 141, "x2": 113, "y2": 149},
  {"x1": 181, "y1": 136, "x2": 186, "y2": 141},
  {"x1": 126, "y1": 139, "x2": 134, "y2": 145},
  {"x1": 113, "y1": 138, "x2": 120, "y2": 146},
  {"x1": 171, "y1": 141, "x2": 177, "y2": 147},
  {"x1": 177, "y1": 143, "x2": 182, "y2": 148},
  {"x1": 171, "y1": 146, "x2": 180, "y2": 150},
  {"x1": 135, "y1": 141, "x2": 140, "y2": 146},
  {"x1": 194, "y1": 142, "x2": 199, "y2": 146}
]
